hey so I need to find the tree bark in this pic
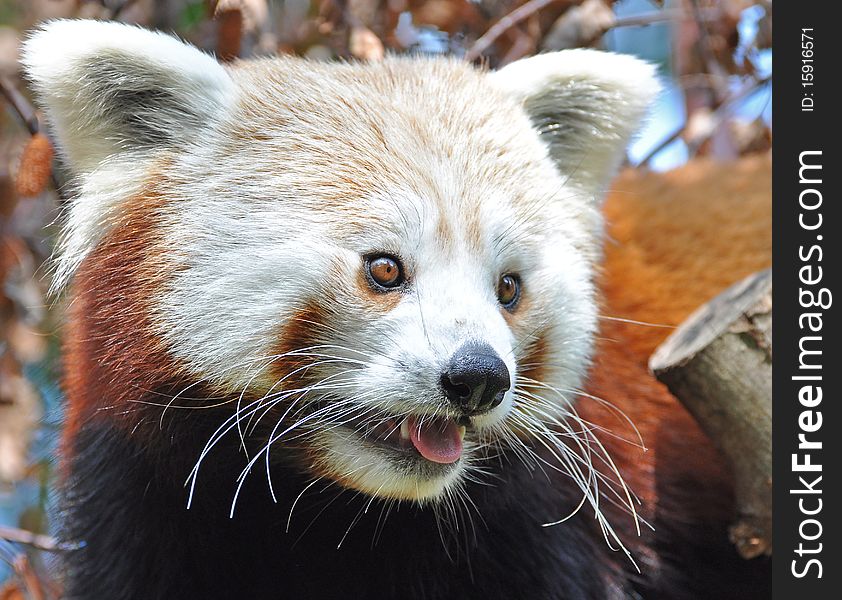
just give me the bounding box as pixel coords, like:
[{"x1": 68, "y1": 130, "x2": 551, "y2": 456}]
[{"x1": 650, "y1": 269, "x2": 772, "y2": 559}]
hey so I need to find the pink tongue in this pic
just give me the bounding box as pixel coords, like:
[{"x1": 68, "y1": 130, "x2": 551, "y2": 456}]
[{"x1": 407, "y1": 416, "x2": 463, "y2": 464}]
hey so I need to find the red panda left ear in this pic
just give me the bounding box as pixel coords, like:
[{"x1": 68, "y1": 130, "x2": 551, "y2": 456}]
[
  {"x1": 21, "y1": 19, "x2": 237, "y2": 292},
  {"x1": 488, "y1": 49, "x2": 660, "y2": 197},
  {"x1": 21, "y1": 19, "x2": 236, "y2": 177}
]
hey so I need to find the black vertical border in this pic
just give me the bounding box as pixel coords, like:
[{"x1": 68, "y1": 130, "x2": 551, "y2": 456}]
[{"x1": 773, "y1": 4, "x2": 840, "y2": 598}]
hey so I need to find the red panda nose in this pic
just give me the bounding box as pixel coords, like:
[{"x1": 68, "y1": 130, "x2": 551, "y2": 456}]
[{"x1": 441, "y1": 342, "x2": 510, "y2": 414}]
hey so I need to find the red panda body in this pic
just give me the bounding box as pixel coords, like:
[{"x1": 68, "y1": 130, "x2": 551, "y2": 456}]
[
  {"x1": 22, "y1": 21, "x2": 771, "y2": 600},
  {"x1": 57, "y1": 158, "x2": 771, "y2": 599}
]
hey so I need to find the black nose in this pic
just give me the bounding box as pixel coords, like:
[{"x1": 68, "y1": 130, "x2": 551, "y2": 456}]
[{"x1": 441, "y1": 342, "x2": 511, "y2": 414}]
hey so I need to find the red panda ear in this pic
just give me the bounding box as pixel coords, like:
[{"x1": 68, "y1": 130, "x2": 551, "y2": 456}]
[
  {"x1": 488, "y1": 49, "x2": 660, "y2": 197},
  {"x1": 21, "y1": 19, "x2": 235, "y2": 176}
]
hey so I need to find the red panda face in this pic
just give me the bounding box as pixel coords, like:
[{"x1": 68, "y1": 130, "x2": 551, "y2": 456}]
[
  {"x1": 23, "y1": 21, "x2": 658, "y2": 506},
  {"x1": 149, "y1": 113, "x2": 600, "y2": 501}
]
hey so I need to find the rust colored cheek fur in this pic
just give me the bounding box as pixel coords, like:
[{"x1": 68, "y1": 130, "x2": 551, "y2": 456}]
[
  {"x1": 263, "y1": 302, "x2": 331, "y2": 446},
  {"x1": 261, "y1": 301, "x2": 344, "y2": 468},
  {"x1": 60, "y1": 188, "x2": 180, "y2": 457},
  {"x1": 268, "y1": 303, "x2": 328, "y2": 385}
]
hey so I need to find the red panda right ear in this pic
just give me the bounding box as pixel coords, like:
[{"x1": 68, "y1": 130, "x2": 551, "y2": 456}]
[
  {"x1": 21, "y1": 19, "x2": 236, "y2": 176},
  {"x1": 488, "y1": 49, "x2": 660, "y2": 199}
]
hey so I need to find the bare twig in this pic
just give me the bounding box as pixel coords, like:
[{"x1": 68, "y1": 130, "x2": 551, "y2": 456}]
[
  {"x1": 468, "y1": 1, "x2": 721, "y2": 62},
  {"x1": 577, "y1": 7, "x2": 712, "y2": 49},
  {"x1": 639, "y1": 74, "x2": 771, "y2": 165},
  {"x1": 1, "y1": 76, "x2": 66, "y2": 194},
  {"x1": 611, "y1": 6, "x2": 718, "y2": 29},
  {"x1": 688, "y1": 0, "x2": 728, "y2": 102},
  {"x1": 13, "y1": 554, "x2": 46, "y2": 600},
  {"x1": 0, "y1": 526, "x2": 71, "y2": 553},
  {"x1": 678, "y1": 72, "x2": 732, "y2": 93},
  {"x1": 500, "y1": 24, "x2": 539, "y2": 65},
  {"x1": 686, "y1": 74, "x2": 772, "y2": 157},
  {"x1": 0, "y1": 77, "x2": 39, "y2": 136},
  {"x1": 465, "y1": 0, "x2": 569, "y2": 62},
  {"x1": 637, "y1": 123, "x2": 685, "y2": 166}
]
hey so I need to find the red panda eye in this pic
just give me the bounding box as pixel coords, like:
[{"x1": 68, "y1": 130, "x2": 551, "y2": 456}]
[
  {"x1": 497, "y1": 274, "x2": 521, "y2": 309},
  {"x1": 367, "y1": 256, "x2": 403, "y2": 289}
]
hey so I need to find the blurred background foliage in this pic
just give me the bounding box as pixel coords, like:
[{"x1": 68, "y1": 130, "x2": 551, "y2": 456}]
[{"x1": 1, "y1": 0, "x2": 770, "y2": 595}]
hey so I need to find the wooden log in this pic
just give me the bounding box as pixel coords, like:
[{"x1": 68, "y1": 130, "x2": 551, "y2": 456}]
[{"x1": 649, "y1": 269, "x2": 772, "y2": 559}]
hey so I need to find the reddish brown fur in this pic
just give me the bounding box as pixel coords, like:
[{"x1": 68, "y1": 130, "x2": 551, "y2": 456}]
[
  {"x1": 268, "y1": 302, "x2": 364, "y2": 483},
  {"x1": 61, "y1": 178, "x2": 181, "y2": 457},
  {"x1": 600, "y1": 155, "x2": 772, "y2": 358},
  {"x1": 579, "y1": 155, "x2": 772, "y2": 575},
  {"x1": 267, "y1": 303, "x2": 329, "y2": 388}
]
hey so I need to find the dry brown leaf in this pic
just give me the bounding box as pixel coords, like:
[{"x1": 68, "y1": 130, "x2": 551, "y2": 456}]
[
  {"x1": 5, "y1": 318, "x2": 47, "y2": 364},
  {"x1": 350, "y1": 26, "x2": 385, "y2": 61},
  {"x1": 215, "y1": 7, "x2": 244, "y2": 61},
  {"x1": 348, "y1": 0, "x2": 382, "y2": 27},
  {"x1": 0, "y1": 171, "x2": 15, "y2": 219},
  {"x1": 542, "y1": 0, "x2": 615, "y2": 50},
  {"x1": 684, "y1": 106, "x2": 717, "y2": 146},
  {"x1": 216, "y1": 0, "x2": 269, "y2": 32},
  {"x1": 12, "y1": 554, "x2": 47, "y2": 600},
  {"x1": 0, "y1": 581, "x2": 25, "y2": 600},
  {"x1": 413, "y1": 0, "x2": 465, "y2": 30},
  {"x1": 0, "y1": 354, "x2": 42, "y2": 483},
  {"x1": 729, "y1": 118, "x2": 772, "y2": 156},
  {"x1": 754, "y1": 4, "x2": 772, "y2": 50},
  {"x1": 214, "y1": 0, "x2": 271, "y2": 59},
  {"x1": 0, "y1": 232, "x2": 44, "y2": 484},
  {"x1": 15, "y1": 133, "x2": 53, "y2": 198}
]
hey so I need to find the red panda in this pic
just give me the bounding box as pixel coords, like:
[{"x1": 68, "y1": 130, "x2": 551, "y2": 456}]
[{"x1": 22, "y1": 20, "x2": 770, "y2": 600}]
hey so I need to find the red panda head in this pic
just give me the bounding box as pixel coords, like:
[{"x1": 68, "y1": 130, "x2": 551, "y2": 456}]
[{"x1": 23, "y1": 21, "x2": 658, "y2": 507}]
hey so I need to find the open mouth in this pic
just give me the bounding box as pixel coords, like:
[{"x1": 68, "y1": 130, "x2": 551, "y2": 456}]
[{"x1": 348, "y1": 414, "x2": 467, "y2": 464}]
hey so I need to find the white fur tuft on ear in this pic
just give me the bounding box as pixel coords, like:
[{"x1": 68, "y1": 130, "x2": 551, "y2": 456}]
[
  {"x1": 21, "y1": 19, "x2": 235, "y2": 175},
  {"x1": 489, "y1": 49, "x2": 660, "y2": 195}
]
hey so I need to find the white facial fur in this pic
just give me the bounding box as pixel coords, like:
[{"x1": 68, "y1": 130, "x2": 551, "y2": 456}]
[{"x1": 23, "y1": 21, "x2": 659, "y2": 503}]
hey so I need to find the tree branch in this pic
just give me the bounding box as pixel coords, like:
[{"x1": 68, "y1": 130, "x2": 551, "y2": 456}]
[{"x1": 0, "y1": 76, "x2": 39, "y2": 136}]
